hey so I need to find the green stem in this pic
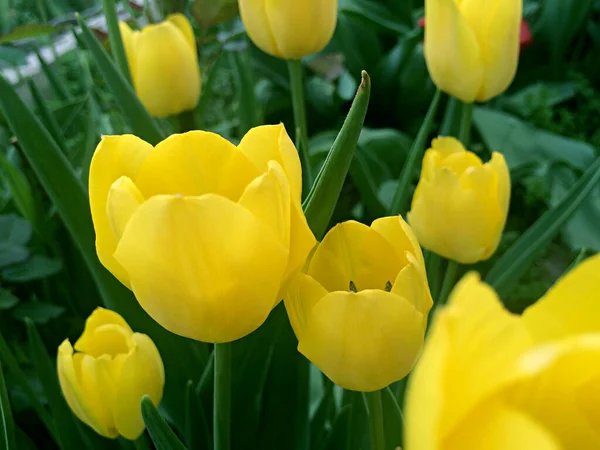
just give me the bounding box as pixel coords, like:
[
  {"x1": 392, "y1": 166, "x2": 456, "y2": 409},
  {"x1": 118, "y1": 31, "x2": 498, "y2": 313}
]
[
  {"x1": 389, "y1": 88, "x2": 442, "y2": 215},
  {"x1": 133, "y1": 432, "x2": 152, "y2": 450},
  {"x1": 438, "y1": 260, "x2": 459, "y2": 306},
  {"x1": 101, "y1": 0, "x2": 133, "y2": 85},
  {"x1": 366, "y1": 390, "x2": 385, "y2": 450},
  {"x1": 458, "y1": 102, "x2": 473, "y2": 145},
  {"x1": 287, "y1": 59, "x2": 313, "y2": 197},
  {"x1": 178, "y1": 109, "x2": 197, "y2": 133},
  {"x1": 426, "y1": 252, "x2": 443, "y2": 299},
  {"x1": 214, "y1": 343, "x2": 232, "y2": 450}
]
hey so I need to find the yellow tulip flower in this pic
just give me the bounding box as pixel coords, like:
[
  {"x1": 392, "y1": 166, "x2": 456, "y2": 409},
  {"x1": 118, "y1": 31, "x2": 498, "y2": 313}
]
[
  {"x1": 405, "y1": 253, "x2": 600, "y2": 449},
  {"x1": 407, "y1": 137, "x2": 510, "y2": 264},
  {"x1": 424, "y1": 0, "x2": 522, "y2": 102},
  {"x1": 57, "y1": 308, "x2": 164, "y2": 440},
  {"x1": 238, "y1": 0, "x2": 338, "y2": 59},
  {"x1": 119, "y1": 14, "x2": 201, "y2": 118},
  {"x1": 285, "y1": 216, "x2": 433, "y2": 392},
  {"x1": 89, "y1": 124, "x2": 316, "y2": 343}
]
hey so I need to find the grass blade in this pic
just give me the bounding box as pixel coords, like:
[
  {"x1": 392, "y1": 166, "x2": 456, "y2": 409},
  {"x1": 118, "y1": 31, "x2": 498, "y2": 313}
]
[
  {"x1": 0, "y1": 362, "x2": 16, "y2": 450},
  {"x1": 141, "y1": 397, "x2": 188, "y2": 450}
]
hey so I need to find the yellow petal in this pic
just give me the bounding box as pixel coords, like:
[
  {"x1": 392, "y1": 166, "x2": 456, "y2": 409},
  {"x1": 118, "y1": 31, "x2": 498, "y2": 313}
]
[
  {"x1": 459, "y1": 0, "x2": 522, "y2": 101},
  {"x1": 106, "y1": 176, "x2": 145, "y2": 242},
  {"x1": 166, "y1": 13, "x2": 197, "y2": 54},
  {"x1": 284, "y1": 200, "x2": 317, "y2": 285},
  {"x1": 300, "y1": 289, "x2": 424, "y2": 391},
  {"x1": 89, "y1": 135, "x2": 153, "y2": 287},
  {"x1": 133, "y1": 21, "x2": 200, "y2": 117},
  {"x1": 114, "y1": 333, "x2": 164, "y2": 440},
  {"x1": 135, "y1": 131, "x2": 260, "y2": 202},
  {"x1": 114, "y1": 194, "x2": 288, "y2": 343},
  {"x1": 283, "y1": 273, "x2": 328, "y2": 341},
  {"x1": 506, "y1": 335, "x2": 600, "y2": 449},
  {"x1": 118, "y1": 22, "x2": 138, "y2": 77},
  {"x1": 75, "y1": 323, "x2": 133, "y2": 360},
  {"x1": 58, "y1": 340, "x2": 114, "y2": 438},
  {"x1": 238, "y1": 0, "x2": 280, "y2": 57},
  {"x1": 239, "y1": 161, "x2": 290, "y2": 246},
  {"x1": 523, "y1": 253, "x2": 600, "y2": 342},
  {"x1": 237, "y1": 124, "x2": 303, "y2": 202},
  {"x1": 391, "y1": 256, "x2": 432, "y2": 322},
  {"x1": 371, "y1": 215, "x2": 426, "y2": 269},
  {"x1": 307, "y1": 221, "x2": 404, "y2": 293},
  {"x1": 489, "y1": 152, "x2": 511, "y2": 216},
  {"x1": 424, "y1": 0, "x2": 484, "y2": 102},
  {"x1": 431, "y1": 136, "x2": 466, "y2": 156},
  {"x1": 263, "y1": 0, "x2": 338, "y2": 59}
]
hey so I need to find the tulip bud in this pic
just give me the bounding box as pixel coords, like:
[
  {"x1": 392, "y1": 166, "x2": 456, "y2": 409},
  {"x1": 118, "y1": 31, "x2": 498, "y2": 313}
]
[
  {"x1": 424, "y1": 0, "x2": 522, "y2": 102},
  {"x1": 119, "y1": 14, "x2": 201, "y2": 118},
  {"x1": 89, "y1": 125, "x2": 316, "y2": 343},
  {"x1": 407, "y1": 137, "x2": 510, "y2": 264},
  {"x1": 285, "y1": 216, "x2": 433, "y2": 392},
  {"x1": 57, "y1": 308, "x2": 164, "y2": 440},
  {"x1": 238, "y1": 0, "x2": 338, "y2": 59}
]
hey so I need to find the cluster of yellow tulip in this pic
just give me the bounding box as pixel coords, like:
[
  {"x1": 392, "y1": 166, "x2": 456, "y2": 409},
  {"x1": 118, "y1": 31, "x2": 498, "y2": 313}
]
[{"x1": 54, "y1": 0, "x2": 598, "y2": 448}]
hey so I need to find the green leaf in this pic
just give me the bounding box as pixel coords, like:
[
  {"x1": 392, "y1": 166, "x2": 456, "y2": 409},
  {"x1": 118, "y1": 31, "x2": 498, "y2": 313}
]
[
  {"x1": 341, "y1": 391, "x2": 370, "y2": 450},
  {"x1": 25, "y1": 319, "x2": 89, "y2": 450},
  {"x1": 100, "y1": 0, "x2": 133, "y2": 84},
  {"x1": 322, "y1": 405, "x2": 351, "y2": 450},
  {"x1": 12, "y1": 301, "x2": 65, "y2": 324},
  {"x1": 27, "y1": 79, "x2": 67, "y2": 154},
  {"x1": 230, "y1": 49, "x2": 260, "y2": 136},
  {"x1": 0, "y1": 214, "x2": 31, "y2": 268},
  {"x1": 381, "y1": 386, "x2": 404, "y2": 450},
  {"x1": 34, "y1": 48, "x2": 72, "y2": 102},
  {"x1": 339, "y1": 0, "x2": 410, "y2": 35},
  {"x1": 75, "y1": 15, "x2": 165, "y2": 145},
  {"x1": 0, "y1": 24, "x2": 61, "y2": 44},
  {"x1": 0, "y1": 289, "x2": 18, "y2": 310},
  {"x1": 503, "y1": 82, "x2": 577, "y2": 118},
  {"x1": 303, "y1": 71, "x2": 371, "y2": 239},
  {"x1": 0, "y1": 362, "x2": 16, "y2": 450},
  {"x1": 184, "y1": 380, "x2": 211, "y2": 450},
  {"x1": 310, "y1": 382, "x2": 336, "y2": 450},
  {"x1": 2, "y1": 254, "x2": 62, "y2": 282},
  {"x1": 0, "y1": 152, "x2": 37, "y2": 226},
  {"x1": 141, "y1": 396, "x2": 188, "y2": 450},
  {"x1": 486, "y1": 157, "x2": 600, "y2": 299}
]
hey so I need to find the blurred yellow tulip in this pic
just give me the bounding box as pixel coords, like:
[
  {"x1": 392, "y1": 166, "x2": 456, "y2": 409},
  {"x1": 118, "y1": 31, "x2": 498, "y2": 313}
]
[
  {"x1": 238, "y1": 0, "x2": 338, "y2": 59},
  {"x1": 57, "y1": 308, "x2": 164, "y2": 440},
  {"x1": 408, "y1": 137, "x2": 510, "y2": 264},
  {"x1": 89, "y1": 124, "x2": 316, "y2": 343},
  {"x1": 119, "y1": 14, "x2": 201, "y2": 118},
  {"x1": 285, "y1": 216, "x2": 432, "y2": 391},
  {"x1": 424, "y1": 0, "x2": 522, "y2": 102},
  {"x1": 404, "y1": 253, "x2": 600, "y2": 450}
]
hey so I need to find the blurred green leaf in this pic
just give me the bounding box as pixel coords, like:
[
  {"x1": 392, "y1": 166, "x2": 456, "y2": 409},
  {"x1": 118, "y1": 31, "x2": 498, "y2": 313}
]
[
  {"x1": 322, "y1": 405, "x2": 351, "y2": 450},
  {"x1": 486, "y1": 157, "x2": 600, "y2": 299},
  {"x1": 310, "y1": 382, "x2": 336, "y2": 450},
  {"x1": 0, "y1": 214, "x2": 31, "y2": 267},
  {"x1": 192, "y1": 0, "x2": 238, "y2": 30},
  {"x1": 75, "y1": 15, "x2": 165, "y2": 145},
  {"x1": 34, "y1": 48, "x2": 72, "y2": 102},
  {"x1": 2, "y1": 255, "x2": 62, "y2": 283},
  {"x1": 304, "y1": 71, "x2": 371, "y2": 239},
  {"x1": 12, "y1": 301, "x2": 65, "y2": 324},
  {"x1": 27, "y1": 80, "x2": 67, "y2": 154},
  {"x1": 25, "y1": 319, "x2": 89, "y2": 450},
  {"x1": 0, "y1": 361, "x2": 16, "y2": 450},
  {"x1": 503, "y1": 82, "x2": 577, "y2": 118},
  {"x1": 381, "y1": 386, "x2": 403, "y2": 450},
  {"x1": 184, "y1": 380, "x2": 211, "y2": 450},
  {"x1": 0, "y1": 24, "x2": 61, "y2": 44},
  {"x1": 141, "y1": 396, "x2": 188, "y2": 450},
  {"x1": 0, "y1": 289, "x2": 18, "y2": 310},
  {"x1": 341, "y1": 391, "x2": 370, "y2": 450},
  {"x1": 340, "y1": 0, "x2": 409, "y2": 35}
]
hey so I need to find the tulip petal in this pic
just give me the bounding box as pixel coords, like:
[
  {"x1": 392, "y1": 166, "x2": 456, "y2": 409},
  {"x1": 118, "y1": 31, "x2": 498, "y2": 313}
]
[
  {"x1": 75, "y1": 323, "x2": 133, "y2": 359},
  {"x1": 300, "y1": 289, "x2": 424, "y2": 391},
  {"x1": 371, "y1": 215, "x2": 425, "y2": 268},
  {"x1": 133, "y1": 21, "x2": 200, "y2": 117},
  {"x1": 284, "y1": 273, "x2": 328, "y2": 340},
  {"x1": 119, "y1": 22, "x2": 138, "y2": 77},
  {"x1": 523, "y1": 253, "x2": 600, "y2": 342},
  {"x1": 460, "y1": 0, "x2": 521, "y2": 101},
  {"x1": 391, "y1": 257, "x2": 432, "y2": 320},
  {"x1": 425, "y1": 0, "x2": 483, "y2": 102},
  {"x1": 263, "y1": 0, "x2": 338, "y2": 59},
  {"x1": 489, "y1": 152, "x2": 511, "y2": 216},
  {"x1": 506, "y1": 335, "x2": 600, "y2": 448},
  {"x1": 285, "y1": 201, "x2": 317, "y2": 283},
  {"x1": 114, "y1": 333, "x2": 165, "y2": 440},
  {"x1": 106, "y1": 176, "x2": 145, "y2": 242},
  {"x1": 238, "y1": 0, "x2": 280, "y2": 57},
  {"x1": 135, "y1": 131, "x2": 260, "y2": 202},
  {"x1": 114, "y1": 194, "x2": 288, "y2": 343},
  {"x1": 89, "y1": 135, "x2": 153, "y2": 287},
  {"x1": 237, "y1": 124, "x2": 303, "y2": 202},
  {"x1": 166, "y1": 13, "x2": 197, "y2": 54},
  {"x1": 307, "y1": 221, "x2": 405, "y2": 293},
  {"x1": 239, "y1": 161, "x2": 291, "y2": 246}
]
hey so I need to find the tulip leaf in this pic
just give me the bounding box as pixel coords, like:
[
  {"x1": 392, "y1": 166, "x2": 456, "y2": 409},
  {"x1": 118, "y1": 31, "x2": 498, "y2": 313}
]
[
  {"x1": 486, "y1": 157, "x2": 600, "y2": 301},
  {"x1": 141, "y1": 396, "x2": 188, "y2": 450},
  {"x1": 322, "y1": 405, "x2": 351, "y2": 450},
  {"x1": 27, "y1": 80, "x2": 67, "y2": 155},
  {"x1": 0, "y1": 362, "x2": 16, "y2": 450},
  {"x1": 381, "y1": 386, "x2": 404, "y2": 449},
  {"x1": 25, "y1": 319, "x2": 89, "y2": 450},
  {"x1": 184, "y1": 381, "x2": 211, "y2": 450},
  {"x1": 0, "y1": 24, "x2": 61, "y2": 44},
  {"x1": 34, "y1": 49, "x2": 72, "y2": 102},
  {"x1": 0, "y1": 151, "x2": 37, "y2": 228},
  {"x1": 341, "y1": 391, "x2": 370, "y2": 450},
  {"x1": 75, "y1": 15, "x2": 165, "y2": 145},
  {"x1": 100, "y1": 0, "x2": 133, "y2": 84},
  {"x1": 303, "y1": 71, "x2": 371, "y2": 239}
]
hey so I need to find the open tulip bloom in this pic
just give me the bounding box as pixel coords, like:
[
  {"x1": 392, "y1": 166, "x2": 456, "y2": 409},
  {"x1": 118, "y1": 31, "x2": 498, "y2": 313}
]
[
  {"x1": 405, "y1": 253, "x2": 600, "y2": 449},
  {"x1": 89, "y1": 124, "x2": 315, "y2": 343}
]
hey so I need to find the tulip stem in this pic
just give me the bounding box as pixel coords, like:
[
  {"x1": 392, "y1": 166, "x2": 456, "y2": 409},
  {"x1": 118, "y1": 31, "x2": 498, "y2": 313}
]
[
  {"x1": 458, "y1": 102, "x2": 473, "y2": 146},
  {"x1": 438, "y1": 260, "x2": 459, "y2": 306},
  {"x1": 389, "y1": 88, "x2": 442, "y2": 216},
  {"x1": 214, "y1": 342, "x2": 232, "y2": 450},
  {"x1": 287, "y1": 59, "x2": 314, "y2": 197},
  {"x1": 366, "y1": 390, "x2": 386, "y2": 450},
  {"x1": 178, "y1": 110, "x2": 197, "y2": 133}
]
